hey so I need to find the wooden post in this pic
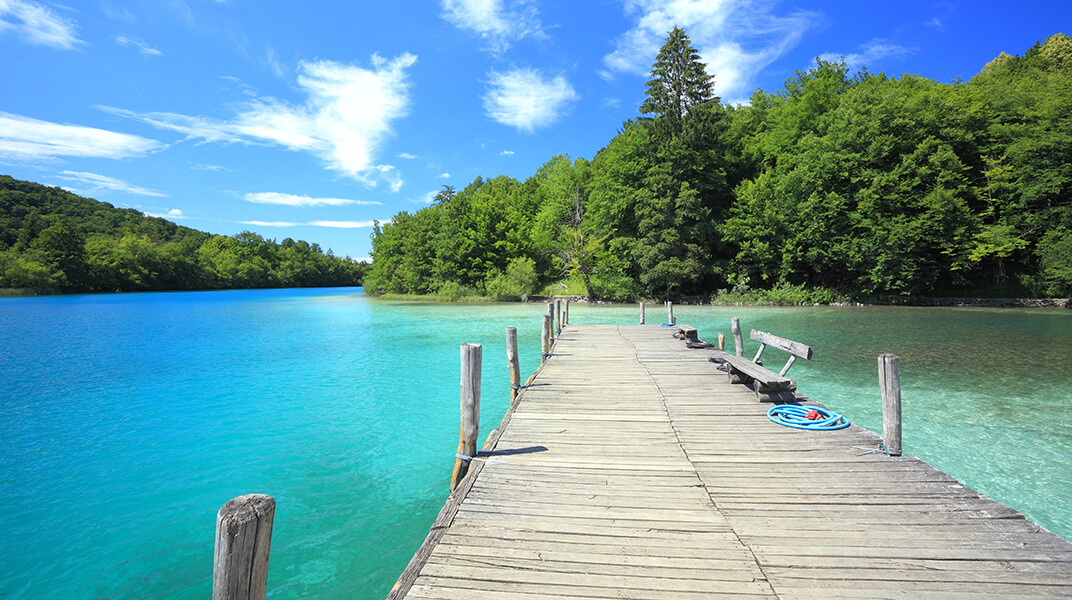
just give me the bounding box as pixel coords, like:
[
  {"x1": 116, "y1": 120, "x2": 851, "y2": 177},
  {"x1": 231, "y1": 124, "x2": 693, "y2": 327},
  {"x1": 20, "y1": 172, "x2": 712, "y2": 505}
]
[
  {"x1": 451, "y1": 344, "x2": 482, "y2": 488},
  {"x1": 547, "y1": 302, "x2": 555, "y2": 334},
  {"x1": 506, "y1": 327, "x2": 520, "y2": 405},
  {"x1": 213, "y1": 494, "x2": 275, "y2": 600},
  {"x1": 732, "y1": 317, "x2": 743, "y2": 357},
  {"x1": 879, "y1": 353, "x2": 902, "y2": 457},
  {"x1": 554, "y1": 299, "x2": 562, "y2": 335},
  {"x1": 541, "y1": 314, "x2": 552, "y2": 363},
  {"x1": 639, "y1": 302, "x2": 645, "y2": 325},
  {"x1": 667, "y1": 301, "x2": 674, "y2": 325},
  {"x1": 563, "y1": 299, "x2": 569, "y2": 325},
  {"x1": 718, "y1": 332, "x2": 725, "y2": 350}
]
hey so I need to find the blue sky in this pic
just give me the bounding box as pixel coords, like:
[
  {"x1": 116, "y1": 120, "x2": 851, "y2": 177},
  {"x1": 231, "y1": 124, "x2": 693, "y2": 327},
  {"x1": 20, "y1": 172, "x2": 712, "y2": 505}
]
[{"x1": 1, "y1": 0, "x2": 1067, "y2": 260}]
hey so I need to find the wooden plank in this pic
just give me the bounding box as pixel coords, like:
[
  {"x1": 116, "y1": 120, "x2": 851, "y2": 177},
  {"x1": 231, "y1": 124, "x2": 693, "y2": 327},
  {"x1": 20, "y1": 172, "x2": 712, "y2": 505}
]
[
  {"x1": 391, "y1": 322, "x2": 1072, "y2": 600},
  {"x1": 750, "y1": 329, "x2": 813, "y2": 359}
]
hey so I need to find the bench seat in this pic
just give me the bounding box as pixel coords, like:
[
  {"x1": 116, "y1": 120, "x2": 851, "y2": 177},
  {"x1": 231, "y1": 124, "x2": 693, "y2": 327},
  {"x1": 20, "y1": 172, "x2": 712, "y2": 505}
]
[{"x1": 720, "y1": 354, "x2": 798, "y2": 402}]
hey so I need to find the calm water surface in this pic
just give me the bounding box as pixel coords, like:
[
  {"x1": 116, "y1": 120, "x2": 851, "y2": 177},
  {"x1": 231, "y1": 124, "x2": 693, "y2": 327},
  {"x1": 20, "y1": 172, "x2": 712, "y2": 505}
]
[{"x1": 1, "y1": 289, "x2": 1069, "y2": 599}]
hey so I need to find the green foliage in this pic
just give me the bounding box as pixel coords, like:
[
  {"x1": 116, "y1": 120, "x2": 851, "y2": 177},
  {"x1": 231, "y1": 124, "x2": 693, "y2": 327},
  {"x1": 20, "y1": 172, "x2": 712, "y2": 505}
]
[
  {"x1": 363, "y1": 30, "x2": 1072, "y2": 303},
  {"x1": 0, "y1": 176, "x2": 366, "y2": 293},
  {"x1": 485, "y1": 256, "x2": 538, "y2": 301}
]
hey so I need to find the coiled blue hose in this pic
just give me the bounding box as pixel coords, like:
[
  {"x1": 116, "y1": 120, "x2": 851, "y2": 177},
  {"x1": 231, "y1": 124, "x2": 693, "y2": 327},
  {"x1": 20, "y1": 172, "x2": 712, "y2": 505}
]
[{"x1": 767, "y1": 404, "x2": 849, "y2": 430}]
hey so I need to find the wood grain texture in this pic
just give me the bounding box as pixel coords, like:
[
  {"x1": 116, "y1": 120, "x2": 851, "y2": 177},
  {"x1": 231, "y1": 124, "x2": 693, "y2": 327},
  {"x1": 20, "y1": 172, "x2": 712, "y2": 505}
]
[
  {"x1": 213, "y1": 494, "x2": 274, "y2": 600},
  {"x1": 392, "y1": 324, "x2": 1072, "y2": 600}
]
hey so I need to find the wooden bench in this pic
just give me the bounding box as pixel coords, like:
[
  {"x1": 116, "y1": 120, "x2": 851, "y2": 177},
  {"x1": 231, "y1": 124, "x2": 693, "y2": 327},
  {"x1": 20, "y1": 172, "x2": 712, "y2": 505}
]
[{"x1": 717, "y1": 329, "x2": 813, "y2": 402}]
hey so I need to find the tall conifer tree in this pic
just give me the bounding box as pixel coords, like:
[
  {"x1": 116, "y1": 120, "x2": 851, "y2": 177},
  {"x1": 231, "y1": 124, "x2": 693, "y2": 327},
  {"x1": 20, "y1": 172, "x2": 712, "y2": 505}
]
[{"x1": 639, "y1": 26, "x2": 717, "y2": 125}]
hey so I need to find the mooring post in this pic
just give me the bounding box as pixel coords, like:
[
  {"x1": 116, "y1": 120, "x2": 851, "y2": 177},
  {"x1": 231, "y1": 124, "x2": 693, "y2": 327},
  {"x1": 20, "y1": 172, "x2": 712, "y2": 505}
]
[
  {"x1": 213, "y1": 494, "x2": 275, "y2": 600},
  {"x1": 541, "y1": 314, "x2": 552, "y2": 363},
  {"x1": 879, "y1": 353, "x2": 903, "y2": 457},
  {"x1": 718, "y1": 332, "x2": 725, "y2": 350},
  {"x1": 451, "y1": 343, "x2": 482, "y2": 488},
  {"x1": 732, "y1": 317, "x2": 743, "y2": 357},
  {"x1": 563, "y1": 299, "x2": 569, "y2": 325},
  {"x1": 554, "y1": 299, "x2": 562, "y2": 335},
  {"x1": 640, "y1": 302, "x2": 646, "y2": 325},
  {"x1": 506, "y1": 327, "x2": 520, "y2": 405},
  {"x1": 546, "y1": 302, "x2": 554, "y2": 335},
  {"x1": 667, "y1": 301, "x2": 674, "y2": 325}
]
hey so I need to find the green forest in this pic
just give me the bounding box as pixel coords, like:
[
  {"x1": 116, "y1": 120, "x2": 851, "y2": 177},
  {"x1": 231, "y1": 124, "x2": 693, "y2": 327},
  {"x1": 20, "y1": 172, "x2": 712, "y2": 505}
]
[
  {"x1": 365, "y1": 30, "x2": 1072, "y2": 302},
  {"x1": 0, "y1": 176, "x2": 367, "y2": 293}
]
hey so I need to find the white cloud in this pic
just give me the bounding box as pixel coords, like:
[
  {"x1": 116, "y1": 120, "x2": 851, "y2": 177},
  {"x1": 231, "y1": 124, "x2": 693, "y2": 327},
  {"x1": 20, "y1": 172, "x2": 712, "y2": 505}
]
[
  {"x1": 484, "y1": 68, "x2": 577, "y2": 132},
  {"x1": 398, "y1": 152, "x2": 417, "y2": 159},
  {"x1": 500, "y1": 149, "x2": 514, "y2": 155},
  {"x1": 309, "y1": 220, "x2": 377, "y2": 228},
  {"x1": 0, "y1": 0, "x2": 83, "y2": 49},
  {"x1": 57, "y1": 170, "x2": 167, "y2": 197},
  {"x1": 102, "y1": 53, "x2": 418, "y2": 188},
  {"x1": 240, "y1": 219, "x2": 379, "y2": 228},
  {"x1": 0, "y1": 112, "x2": 163, "y2": 160},
  {"x1": 191, "y1": 163, "x2": 230, "y2": 172},
  {"x1": 603, "y1": 0, "x2": 820, "y2": 104},
  {"x1": 440, "y1": 0, "x2": 543, "y2": 53},
  {"x1": 114, "y1": 34, "x2": 161, "y2": 56},
  {"x1": 144, "y1": 208, "x2": 185, "y2": 219},
  {"x1": 437, "y1": 172, "x2": 451, "y2": 178},
  {"x1": 243, "y1": 191, "x2": 382, "y2": 207},
  {"x1": 819, "y1": 39, "x2": 913, "y2": 72},
  {"x1": 241, "y1": 220, "x2": 302, "y2": 227}
]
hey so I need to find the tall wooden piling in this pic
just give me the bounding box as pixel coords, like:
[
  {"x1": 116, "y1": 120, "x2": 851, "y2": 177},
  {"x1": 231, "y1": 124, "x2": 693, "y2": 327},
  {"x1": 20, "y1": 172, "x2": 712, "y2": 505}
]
[
  {"x1": 506, "y1": 327, "x2": 520, "y2": 405},
  {"x1": 879, "y1": 353, "x2": 902, "y2": 457},
  {"x1": 639, "y1": 302, "x2": 646, "y2": 325},
  {"x1": 667, "y1": 301, "x2": 674, "y2": 325},
  {"x1": 451, "y1": 343, "x2": 482, "y2": 488},
  {"x1": 213, "y1": 494, "x2": 275, "y2": 600},
  {"x1": 732, "y1": 317, "x2": 744, "y2": 357},
  {"x1": 563, "y1": 299, "x2": 569, "y2": 325},
  {"x1": 541, "y1": 315, "x2": 552, "y2": 363},
  {"x1": 555, "y1": 299, "x2": 562, "y2": 335},
  {"x1": 718, "y1": 332, "x2": 725, "y2": 350}
]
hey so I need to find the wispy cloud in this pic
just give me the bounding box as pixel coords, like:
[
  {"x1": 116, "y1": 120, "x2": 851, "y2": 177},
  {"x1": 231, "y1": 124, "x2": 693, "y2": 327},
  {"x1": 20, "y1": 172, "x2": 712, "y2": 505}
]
[
  {"x1": 102, "y1": 54, "x2": 418, "y2": 189},
  {"x1": 0, "y1": 112, "x2": 164, "y2": 160},
  {"x1": 819, "y1": 39, "x2": 913, "y2": 72},
  {"x1": 243, "y1": 191, "x2": 382, "y2": 207},
  {"x1": 398, "y1": 152, "x2": 417, "y2": 159},
  {"x1": 242, "y1": 219, "x2": 379, "y2": 228},
  {"x1": 500, "y1": 149, "x2": 514, "y2": 155},
  {"x1": 191, "y1": 163, "x2": 231, "y2": 172},
  {"x1": 437, "y1": 172, "x2": 451, "y2": 178},
  {"x1": 57, "y1": 170, "x2": 167, "y2": 197},
  {"x1": 603, "y1": 0, "x2": 820, "y2": 104},
  {"x1": 114, "y1": 34, "x2": 161, "y2": 56},
  {"x1": 144, "y1": 208, "x2": 185, "y2": 219},
  {"x1": 0, "y1": 0, "x2": 84, "y2": 49},
  {"x1": 484, "y1": 68, "x2": 577, "y2": 132},
  {"x1": 440, "y1": 0, "x2": 543, "y2": 53}
]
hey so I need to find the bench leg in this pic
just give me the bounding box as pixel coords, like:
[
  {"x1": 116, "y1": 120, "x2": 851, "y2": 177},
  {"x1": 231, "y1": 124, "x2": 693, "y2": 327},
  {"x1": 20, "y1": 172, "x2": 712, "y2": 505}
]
[
  {"x1": 728, "y1": 369, "x2": 752, "y2": 385},
  {"x1": 754, "y1": 386, "x2": 797, "y2": 402}
]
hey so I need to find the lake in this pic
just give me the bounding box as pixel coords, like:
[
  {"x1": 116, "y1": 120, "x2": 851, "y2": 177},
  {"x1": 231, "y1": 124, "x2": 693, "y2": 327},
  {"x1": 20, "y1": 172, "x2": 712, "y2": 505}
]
[{"x1": 1, "y1": 288, "x2": 1069, "y2": 599}]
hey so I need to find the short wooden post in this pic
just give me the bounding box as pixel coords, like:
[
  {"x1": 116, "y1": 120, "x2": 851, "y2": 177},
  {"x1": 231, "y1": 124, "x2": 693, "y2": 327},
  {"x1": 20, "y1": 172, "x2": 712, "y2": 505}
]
[
  {"x1": 732, "y1": 317, "x2": 743, "y2": 357},
  {"x1": 547, "y1": 302, "x2": 555, "y2": 334},
  {"x1": 563, "y1": 299, "x2": 569, "y2": 325},
  {"x1": 667, "y1": 301, "x2": 674, "y2": 325},
  {"x1": 718, "y1": 332, "x2": 725, "y2": 350},
  {"x1": 879, "y1": 353, "x2": 902, "y2": 457},
  {"x1": 506, "y1": 327, "x2": 520, "y2": 405},
  {"x1": 639, "y1": 302, "x2": 646, "y2": 325},
  {"x1": 554, "y1": 299, "x2": 562, "y2": 335},
  {"x1": 213, "y1": 494, "x2": 275, "y2": 600},
  {"x1": 541, "y1": 314, "x2": 552, "y2": 363},
  {"x1": 451, "y1": 343, "x2": 482, "y2": 488}
]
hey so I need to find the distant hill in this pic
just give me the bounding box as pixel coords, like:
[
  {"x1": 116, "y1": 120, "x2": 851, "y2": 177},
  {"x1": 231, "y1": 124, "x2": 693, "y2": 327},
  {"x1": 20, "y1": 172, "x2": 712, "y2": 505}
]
[{"x1": 0, "y1": 175, "x2": 367, "y2": 293}]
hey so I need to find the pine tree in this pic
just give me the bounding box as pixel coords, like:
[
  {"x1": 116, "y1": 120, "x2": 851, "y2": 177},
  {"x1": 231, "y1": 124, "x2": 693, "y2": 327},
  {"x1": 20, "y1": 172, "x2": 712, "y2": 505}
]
[{"x1": 639, "y1": 26, "x2": 717, "y2": 124}]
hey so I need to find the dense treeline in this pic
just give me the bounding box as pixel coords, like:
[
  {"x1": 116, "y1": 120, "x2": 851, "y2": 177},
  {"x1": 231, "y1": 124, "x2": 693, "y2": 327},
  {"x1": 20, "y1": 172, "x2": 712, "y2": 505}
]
[
  {"x1": 366, "y1": 30, "x2": 1072, "y2": 301},
  {"x1": 0, "y1": 176, "x2": 367, "y2": 293}
]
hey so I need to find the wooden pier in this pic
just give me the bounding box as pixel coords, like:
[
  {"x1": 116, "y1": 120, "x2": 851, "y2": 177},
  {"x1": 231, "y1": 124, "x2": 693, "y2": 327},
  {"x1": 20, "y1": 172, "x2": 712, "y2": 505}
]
[{"x1": 389, "y1": 323, "x2": 1072, "y2": 599}]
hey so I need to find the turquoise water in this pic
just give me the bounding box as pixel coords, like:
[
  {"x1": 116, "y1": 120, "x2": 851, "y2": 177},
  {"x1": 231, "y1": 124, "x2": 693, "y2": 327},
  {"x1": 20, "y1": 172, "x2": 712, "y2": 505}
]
[{"x1": 1, "y1": 290, "x2": 1069, "y2": 599}]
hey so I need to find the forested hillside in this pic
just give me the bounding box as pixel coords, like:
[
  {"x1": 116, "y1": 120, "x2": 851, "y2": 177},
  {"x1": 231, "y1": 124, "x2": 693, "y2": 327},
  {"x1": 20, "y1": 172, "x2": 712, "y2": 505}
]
[
  {"x1": 365, "y1": 30, "x2": 1072, "y2": 301},
  {"x1": 0, "y1": 176, "x2": 367, "y2": 293}
]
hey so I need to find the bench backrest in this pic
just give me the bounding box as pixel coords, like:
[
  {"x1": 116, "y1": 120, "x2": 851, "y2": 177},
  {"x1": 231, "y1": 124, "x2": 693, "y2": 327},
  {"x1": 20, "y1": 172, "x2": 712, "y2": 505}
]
[{"x1": 750, "y1": 329, "x2": 812, "y2": 376}]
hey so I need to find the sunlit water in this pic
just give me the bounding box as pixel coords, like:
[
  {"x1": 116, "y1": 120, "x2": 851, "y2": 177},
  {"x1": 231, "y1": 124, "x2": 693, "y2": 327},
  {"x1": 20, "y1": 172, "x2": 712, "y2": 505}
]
[{"x1": 1, "y1": 289, "x2": 1069, "y2": 599}]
